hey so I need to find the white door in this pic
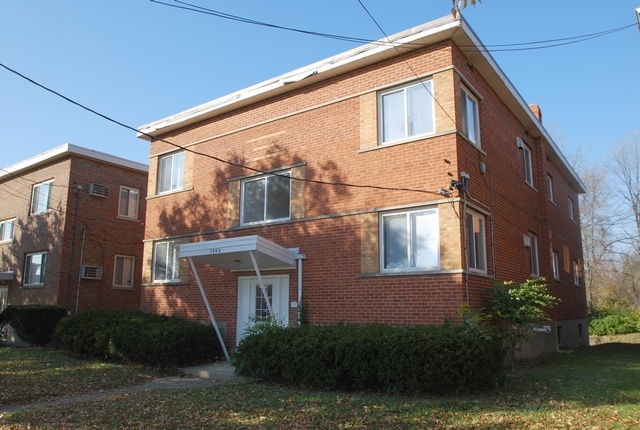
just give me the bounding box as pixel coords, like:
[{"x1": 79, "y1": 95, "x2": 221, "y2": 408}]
[
  {"x1": 0, "y1": 287, "x2": 7, "y2": 313},
  {"x1": 236, "y1": 275, "x2": 289, "y2": 345}
]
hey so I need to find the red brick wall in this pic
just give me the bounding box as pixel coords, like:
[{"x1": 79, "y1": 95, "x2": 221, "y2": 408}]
[
  {"x1": 141, "y1": 38, "x2": 587, "y2": 345},
  {"x1": 0, "y1": 154, "x2": 147, "y2": 313}
]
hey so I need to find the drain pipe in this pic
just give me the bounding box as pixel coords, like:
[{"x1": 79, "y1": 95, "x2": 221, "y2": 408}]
[{"x1": 74, "y1": 226, "x2": 86, "y2": 314}]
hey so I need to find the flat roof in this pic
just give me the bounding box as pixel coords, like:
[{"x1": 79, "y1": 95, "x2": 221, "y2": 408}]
[{"x1": 0, "y1": 143, "x2": 148, "y2": 180}]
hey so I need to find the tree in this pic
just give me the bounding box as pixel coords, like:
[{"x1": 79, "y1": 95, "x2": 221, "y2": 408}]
[
  {"x1": 481, "y1": 278, "x2": 559, "y2": 370},
  {"x1": 451, "y1": 0, "x2": 481, "y2": 18}
]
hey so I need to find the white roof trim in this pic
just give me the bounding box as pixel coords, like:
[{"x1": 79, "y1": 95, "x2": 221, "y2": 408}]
[
  {"x1": 136, "y1": 15, "x2": 459, "y2": 139},
  {"x1": 0, "y1": 143, "x2": 148, "y2": 179},
  {"x1": 137, "y1": 14, "x2": 584, "y2": 193},
  {"x1": 179, "y1": 235, "x2": 298, "y2": 271}
]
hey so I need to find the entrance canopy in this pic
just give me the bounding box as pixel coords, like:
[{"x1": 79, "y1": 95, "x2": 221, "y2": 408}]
[
  {"x1": 179, "y1": 235, "x2": 298, "y2": 271},
  {"x1": 179, "y1": 235, "x2": 303, "y2": 362}
]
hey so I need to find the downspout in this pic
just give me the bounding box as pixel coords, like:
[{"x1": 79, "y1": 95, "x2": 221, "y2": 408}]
[
  {"x1": 74, "y1": 226, "x2": 86, "y2": 314},
  {"x1": 297, "y1": 256, "x2": 303, "y2": 326},
  {"x1": 65, "y1": 185, "x2": 82, "y2": 314}
]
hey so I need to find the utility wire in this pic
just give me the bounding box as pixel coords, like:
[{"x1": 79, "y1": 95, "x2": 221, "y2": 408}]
[
  {"x1": 150, "y1": 0, "x2": 635, "y2": 52},
  {"x1": 355, "y1": 0, "x2": 458, "y2": 127},
  {"x1": 0, "y1": 61, "x2": 441, "y2": 196}
]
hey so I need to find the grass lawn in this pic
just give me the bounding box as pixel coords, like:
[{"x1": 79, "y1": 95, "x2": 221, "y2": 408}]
[{"x1": 1, "y1": 343, "x2": 639, "y2": 429}]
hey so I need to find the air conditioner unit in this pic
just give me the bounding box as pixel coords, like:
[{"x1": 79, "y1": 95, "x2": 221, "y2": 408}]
[
  {"x1": 80, "y1": 265, "x2": 103, "y2": 280},
  {"x1": 88, "y1": 183, "x2": 109, "y2": 197},
  {"x1": 523, "y1": 234, "x2": 531, "y2": 248}
]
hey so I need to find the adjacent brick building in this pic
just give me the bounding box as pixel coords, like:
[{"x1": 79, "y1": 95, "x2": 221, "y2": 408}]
[
  {"x1": 137, "y1": 15, "x2": 588, "y2": 356},
  {"x1": 0, "y1": 144, "x2": 148, "y2": 315}
]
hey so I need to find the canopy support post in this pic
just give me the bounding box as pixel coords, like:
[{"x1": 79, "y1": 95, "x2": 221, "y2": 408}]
[
  {"x1": 188, "y1": 257, "x2": 230, "y2": 361},
  {"x1": 249, "y1": 250, "x2": 274, "y2": 317}
]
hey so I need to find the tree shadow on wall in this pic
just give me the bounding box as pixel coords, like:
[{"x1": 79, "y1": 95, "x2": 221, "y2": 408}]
[
  {"x1": 0, "y1": 208, "x2": 66, "y2": 306},
  {"x1": 153, "y1": 145, "x2": 360, "y2": 320}
]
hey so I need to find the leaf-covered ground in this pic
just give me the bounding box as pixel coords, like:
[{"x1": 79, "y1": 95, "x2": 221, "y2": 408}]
[
  {"x1": 0, "y1": 347, "x2": 165, "y2": 406},
  {"x1": 1, "y1": 343, "x2": 639, "y2": 429}
]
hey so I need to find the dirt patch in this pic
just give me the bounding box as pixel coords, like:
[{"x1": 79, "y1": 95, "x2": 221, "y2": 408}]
[{"x1": 590, "y1": 333, "x2": 640, "y2": 345}]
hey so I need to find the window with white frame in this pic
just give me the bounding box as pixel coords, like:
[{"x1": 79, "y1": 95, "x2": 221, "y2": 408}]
[
  {"x1": 547, "y1": 175, "x2": 554, "y2": 202},
  {"x1": 153, "y1": 240, "x2": 181, "y2": 282},
  {"x1": 526, "y1": 233, "x2": 539, "y2": 277},
  {"x1": 552, "y1": 251, "x2": 560, "y2": 280},
  {"x1": 118, "y1": 186, "x2": 140, "y2": 219},
  {"x1": 255, "y1": 284, "x2": 273, "y2": 321},
  {"x1": 461, "y1": 87, "x2": 480, "y2": 146},
  {"x1": 30, "y1": 180, "x2": 53, "y2": 215},
  {"x1": 573, "y1": 260, "x2": 580, "y2": 285},
  {"x1": 0, "y1": 219, "x2": 14, "y2": 242},
  {"x1": 157, "y1": 151, "x2": 184, "y2": 194},
  {"x1": 381, "y1": 207, "x2": 439, "y2": 271},
  {"x1": 522, "y1": 143, "x2": 534, "y2": 186},
  {"x1": 241, "y1": 172, "x2": 291, "y2": 225},
  {"x1": 113, "y1": 255, "x2": 135, "y2": 287},
  {"x1": 379, "y1": 80, "x2": 435, "y2": 144},
  {"x1": 568, "y1": 196, "x2": 575, "y2": 221},
  {"x1": 24, "y1": 251, "x2": 46, "y2": 285},
  {"x1": 466, "y1": 210, "x2": 486, "y2": 272}
]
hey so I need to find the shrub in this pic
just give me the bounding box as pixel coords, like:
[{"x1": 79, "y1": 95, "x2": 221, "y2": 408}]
[
  {"x1": 589, "y1": 311, "x2": 640, "y2": 336},
  {"x1": 54, "y1": 309, "x2": 222, "y2": 368},
  {"x1": 235, "y1": 323, "x2": 505, "y2": 394},
  {"x1": 1, "y1": 305, "x2": 67, "y2": 346}
]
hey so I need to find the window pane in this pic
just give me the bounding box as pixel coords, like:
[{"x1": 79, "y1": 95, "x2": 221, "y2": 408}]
[
  {"x1": 119, "y1": 188, "x2": 130, "y2": 217},
  {"x1": 115, "y1": 256, "x2": 134, "y2": 286},
  {"x1": 123, "y1": 257, "x2": 133, "y2": 285},
  {"x1": 407, "y1": 83, "x2": 433, "y2": 137},
  {"x1": 255, "y1": 284, "x2": 273, "y2": 321},
  {"x1": 530, "y1": 236, "x2": 539, "y2": 276},
  {"x1": 25, "y1": 253, "x2": 45, "y2": 284},
  {"x1": 31, "y1": 182, "x2": 51, "y2": 214},
  {"x1": 1, "y1": 220, "x2": 13, "y2": 241},
  {"x1": 154, "y1": 242, "x2": 168, "y2": 280},
  {"x1": 411, "y1": 210, "x2": 438, "y2": 269},
  {"x1": 266, "y1": 174, "x2": 291, "y2": 220},
  {"x1": 463, "y1": 93, "x2": 477, "y2": 143},
  {"x1": 383, "y1": 214, "x2": 408, "y2": 269},
  {"x1": 470, "y1": 215, "x2": 486, "y2": 271},
  {"x1": 242, "y1": 179, "x2": 266, "y2": 224},
  {"x1": 167, "y1": 242, "x2": 180, "y2": 280},
  {"x1": 158, "y1": 156, "x2": 173, "y2": 193},
  {"x1": 172, "y1": 152, "x2": 184, "y2": 190},
  {"x1": 120, "y1": 188, "x2": 139, "y2": 218},
  {"x1": 523, "y1": 147, "x2": 533, "y2": 185},
  {"x1": 382, "y1": 90, "x2": 405, "y2": 143},
  {"x1": 115, "y1": 256, "x2": 124, "y2": 285}
]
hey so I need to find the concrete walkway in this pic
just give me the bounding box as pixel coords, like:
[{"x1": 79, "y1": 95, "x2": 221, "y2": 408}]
[{"x1": 0, "y1": 361, "x2": 241, "y2": 415}]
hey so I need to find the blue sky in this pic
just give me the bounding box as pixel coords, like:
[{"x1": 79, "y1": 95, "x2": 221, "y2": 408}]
[{"x1": 1, "y1": 1, "x2": 639, "y2": 169}]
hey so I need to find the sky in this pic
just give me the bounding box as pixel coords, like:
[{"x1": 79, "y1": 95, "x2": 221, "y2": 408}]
[{"x1": 1, "y1": 1, "x2": 639, "y2": 170}]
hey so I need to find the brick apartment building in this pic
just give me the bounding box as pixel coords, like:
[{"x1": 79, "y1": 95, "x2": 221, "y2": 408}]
[
  {"x1": 0, "y1": 144, "x2": 148, "y2": 315},
  {"x1": 137, "y1": 15, "x2": 588, "y2": 358}
]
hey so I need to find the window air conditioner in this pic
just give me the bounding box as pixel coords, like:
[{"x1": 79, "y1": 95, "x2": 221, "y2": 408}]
[
  {"x1": 88, "y1": 183, "x2": 109, "y2": 197},
  {"x1": 80, "y1": 265, "x2": 103, "y2": 280}
]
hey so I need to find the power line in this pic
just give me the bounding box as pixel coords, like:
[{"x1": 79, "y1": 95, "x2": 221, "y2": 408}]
[
  {"x1": 150, "y1": 0, "x2": 635, "y2": 52},
  {"x1": 0, "y1": 61, "x2": 441, "y2": 196}
]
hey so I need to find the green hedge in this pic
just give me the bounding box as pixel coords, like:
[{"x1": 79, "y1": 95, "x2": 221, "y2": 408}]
[
  {"x1": 589, "y1": 312, "x2": 640, "y2": 336},
  {"x1": 235, "y1": 323, "x2": 506, "y2": 394},
  {"x1": 53, "y1": 309, "x2": 222, "y2": 368},
  {"x1": 1, "y1": 305, "x2": 67, "y2": 346}
]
